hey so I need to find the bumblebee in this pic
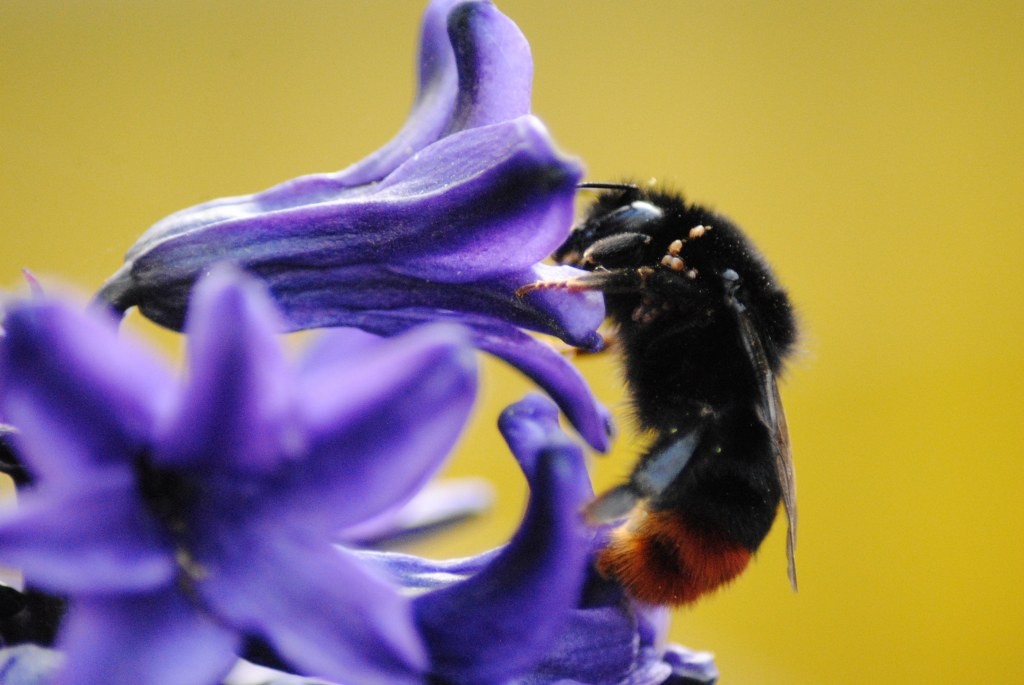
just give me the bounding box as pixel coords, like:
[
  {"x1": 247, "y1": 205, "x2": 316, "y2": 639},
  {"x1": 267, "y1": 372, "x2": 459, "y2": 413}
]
[{"x1": 526, "y1": 183, "x2": 798, "y2": 605}]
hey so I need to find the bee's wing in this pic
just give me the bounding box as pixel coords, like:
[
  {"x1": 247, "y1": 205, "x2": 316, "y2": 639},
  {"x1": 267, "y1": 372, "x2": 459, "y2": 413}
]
[
  {"x1": 768, "y1": 373, "x2": 798, "y2": 591},
  {"x1": 736, "y1": 311, "x2": 798, "y2": 591},
  {"x1": 583, "y1": 429, "x2": 702, "y2": 525}
]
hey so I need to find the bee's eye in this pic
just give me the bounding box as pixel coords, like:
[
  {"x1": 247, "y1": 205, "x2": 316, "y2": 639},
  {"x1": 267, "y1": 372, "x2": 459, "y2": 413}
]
[
  {"x1": 627, "y1": 201, "x2": 663, "y2": 219},
  {"x1": 597, "y1": 201, "x2": 664, "y2": 235}
]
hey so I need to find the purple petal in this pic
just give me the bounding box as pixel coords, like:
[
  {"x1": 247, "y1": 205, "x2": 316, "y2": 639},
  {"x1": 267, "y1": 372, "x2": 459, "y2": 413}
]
[
  {"x1": 621, "y1": 652, "x2": 674, "y2": 685},
  {"x1": 0, "y1": 299, "x2": 173, "y2": 485},
  {"x1": 506, "y1": 264, "x2": 607, "y2": 350},
  {"x1": 264, "y1": 324, "x2": 476, "y2": 533},
  {"x1": 661, "y1": 646, "x2": 719, "y2": 684},
  {"x1": 474, "y1": 323, "x2": 612, "y2": 452},
  {"x1": 101, "y1": 116, "x2": 581, "y2": 330},
  {"x1": 530, "y1": 570, "x2": 644, "y2": 685},
  {"x1": 56, "y1": 589, "x2": 239, "y2": 685},
  {"x1": 377, "y1": 117, "x2": 581, "y2": 279},
  {"x1": 294, "y1": 327, "x2": 386, "y2": 377},
  {"x1": 322, "y1": 0, "x2": 462, "y2": 188},
  {"x1": 358, "y1": 552, "x2": 698, "y2": 685},
  {"x1": 345, "y1": 0, "x2": 533, "y2": 184},
  {"x1": 515, "y1": 605, "x2": 639, "y2": 685},
  {"x1": 496, "y1": 392, "x2": 598, "y2": 483},
  {"x1": 100, "y1": 0, "x2": 530, "y2": 266},
  {"x1": 635, "y1": 603, "x2": 670, "y2": 649},
  {"x1": 264, "y1": 262, "x2": 604, "y2": 350},
  {"x1": 354, "y1": 547, "x2": 499, "y2": 593},
  {"x1": 0, "y1": 645, "x2": 64, "y2": 685},
  {"x1": 357, "y1": 557, "x2": 651, "y2": 685},
  {"x1": 340, "y1": 477, "x2": 494, "y2": 546},
  {"x1": 154, "y1": 266, "x2": 296, "y2": 474},
  {"x1": 414, "y1": 394, "x2": 593, "y2": 684},
  {"x1": 196, "y1": 530, "x2": 426, "y2": 685},
  {"x1": 442, "y1": 0, "x2": 532, "y2": 133},
  {"x1": 0, "y1": 470, "x2": 175, "y2": 595},
  {"x1": 295, "y1": 312, "x2": 610, "y2": 452}
]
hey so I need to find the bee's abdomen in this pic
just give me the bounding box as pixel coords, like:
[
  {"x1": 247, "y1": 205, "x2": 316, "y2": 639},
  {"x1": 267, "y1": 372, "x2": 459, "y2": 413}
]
[{"x1": 597, "y1": 508, "x2": 752, "y2": 605}]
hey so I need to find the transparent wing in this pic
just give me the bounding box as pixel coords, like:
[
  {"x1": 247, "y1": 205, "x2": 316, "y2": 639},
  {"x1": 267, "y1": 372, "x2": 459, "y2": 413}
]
[
  {"x1": 735, "y1": 309, "x2": 798, "y2": 591},
  {"x1": 583, "y1": 429, "x2": 701, "y2": 525}
]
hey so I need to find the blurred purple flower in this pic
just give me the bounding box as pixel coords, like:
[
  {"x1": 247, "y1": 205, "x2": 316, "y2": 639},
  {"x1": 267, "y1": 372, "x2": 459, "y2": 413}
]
[
  {"x1": 0, "y1": 368, "x2": 713, "y2": 685},
  {"x1": 0, "y1": 266, "x2": 479, "y2": 685},
  {"x1": 242, "y1": 393, "x2": 596, "y2": 684},
  {"x1": 97, "y1": 0, "x2": 610, "y2": 451}
]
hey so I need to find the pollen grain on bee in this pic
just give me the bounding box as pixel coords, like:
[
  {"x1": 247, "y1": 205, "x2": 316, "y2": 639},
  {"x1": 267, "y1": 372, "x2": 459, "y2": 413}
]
[{"x1": 688, "y1": 225, "x2": 711, "y2": 240}]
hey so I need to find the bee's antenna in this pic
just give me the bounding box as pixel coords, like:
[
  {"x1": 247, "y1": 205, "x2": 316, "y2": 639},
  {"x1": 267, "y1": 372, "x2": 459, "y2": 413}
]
[{"x1": 577, "y1": 182, "x2": 639, "y2": 192}]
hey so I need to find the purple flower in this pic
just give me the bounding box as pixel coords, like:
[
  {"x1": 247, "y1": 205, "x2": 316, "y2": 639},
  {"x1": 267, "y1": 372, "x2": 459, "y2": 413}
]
[
  {"x1": 96, "y1": 0, "x2": 610, "y2": 451},
  {"x1": 0, "y1": 266, "x2": 479, "y2": 685},
  {"x1": 355, "y1": 396, "x2": 719, "y2": 685}
]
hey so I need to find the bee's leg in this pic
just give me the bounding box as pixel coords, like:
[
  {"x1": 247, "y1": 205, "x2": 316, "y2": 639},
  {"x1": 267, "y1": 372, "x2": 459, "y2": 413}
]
[
  {"x1": 583, "y1": 429, "x2": 701, "y2": 524},
  {"x1": 579, "y1": 232, "x2": 651, "y2": 268},
  {"x1": 517, "y1": 267, "x2": 655, "y2": 296}
]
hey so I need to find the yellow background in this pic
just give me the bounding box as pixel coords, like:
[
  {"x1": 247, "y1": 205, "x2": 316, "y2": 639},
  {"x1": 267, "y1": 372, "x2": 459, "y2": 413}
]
[{"x1": 2, "y1": 2, "x2": 1022, "y2": 683}]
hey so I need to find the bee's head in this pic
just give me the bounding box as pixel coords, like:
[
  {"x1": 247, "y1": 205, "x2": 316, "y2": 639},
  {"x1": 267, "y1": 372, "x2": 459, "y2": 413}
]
[{"x1": 553, "y1": 186, "x2": 664, "y2": 268}]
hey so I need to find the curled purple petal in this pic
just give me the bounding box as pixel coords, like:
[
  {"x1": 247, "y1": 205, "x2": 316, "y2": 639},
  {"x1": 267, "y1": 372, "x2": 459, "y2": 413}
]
[
  {"x1": 475, "y1": 324, "x2": 612, "y2": 452},
  {"x1": 497, "y1": 392, "x2": 597, "y2": 482},
  {"x1": 357, "y1": 552, "x2": 718, "y2": 685},
  {"x1": 155, "y1": 265, "x2": 296, "y2": 474},
  {"x1": 443, "y1": 0, "x2": 532, "y2": 132},
  {"x1": 56, "y1": 590, "x2": 239, "y2": 685},
  {"x1": 0, "y1": 299, "x2": 173, "y2": 485},
  {"x1": 508, "y1": 264, "x2": 607, "y2": 350},
  {"x1": 326, "y1": 0, "x2": 462, "y2": 188},
  {"x1": 414, "y1": 394, "x2": 593, "y2": 684},
  {"x1": 345, "y1": 0, "x2": 533, "y2": 183}
]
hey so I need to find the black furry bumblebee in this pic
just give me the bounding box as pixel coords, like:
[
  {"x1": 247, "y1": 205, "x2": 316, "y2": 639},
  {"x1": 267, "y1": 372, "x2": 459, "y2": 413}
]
[{"x1": 523, "y1": 182, "x2": 798, "y2": 605}]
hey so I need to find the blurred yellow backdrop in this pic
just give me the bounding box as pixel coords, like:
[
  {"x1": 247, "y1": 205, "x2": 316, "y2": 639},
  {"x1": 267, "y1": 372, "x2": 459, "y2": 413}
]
[{"x1": 2, "y1": 1, "x2": 1022, "y2": 683}]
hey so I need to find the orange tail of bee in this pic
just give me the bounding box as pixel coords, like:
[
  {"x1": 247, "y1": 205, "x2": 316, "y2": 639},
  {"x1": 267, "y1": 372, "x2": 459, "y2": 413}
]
[{"x1": 597, "y1": 508, "x2": 752, "y2": 606}]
